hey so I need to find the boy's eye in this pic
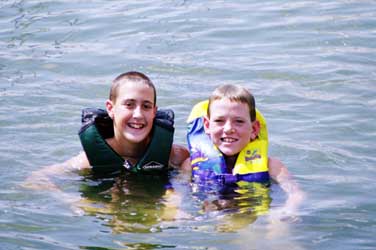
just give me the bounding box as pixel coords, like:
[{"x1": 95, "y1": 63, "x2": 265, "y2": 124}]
[
  {"x1": 123, "y1": 101, "x2": 135, "y2": 108},
  {"x1": 143, "y1": 103, "x2": 153, "y2": 110},
  {"x1": 235, "y1": 119, "x2": 245, "y2": 124}
]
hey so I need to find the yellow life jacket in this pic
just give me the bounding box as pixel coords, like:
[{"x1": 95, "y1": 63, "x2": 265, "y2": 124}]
[{"x1": 187, "y1": 100, "x2": 270, "y2": 185}]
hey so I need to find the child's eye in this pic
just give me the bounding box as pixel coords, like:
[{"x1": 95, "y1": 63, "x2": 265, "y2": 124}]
[
  {"x1": 123, "y1": 102, "x2": 135, "y2": 108},
  {"x1": 235, "y1": 119, "x2": 245, "y2": 124},
  {"x1": 143, "y1": 102, "x2": 153, "y2": 110}
]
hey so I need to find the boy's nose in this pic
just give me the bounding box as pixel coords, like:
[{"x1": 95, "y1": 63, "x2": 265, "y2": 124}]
[
  {"x1": 133, "y1": 106, "x2": 143, "y2": 117},
  {"x1": 223, "y1": 121, "x2": 234, "y2": 133}
]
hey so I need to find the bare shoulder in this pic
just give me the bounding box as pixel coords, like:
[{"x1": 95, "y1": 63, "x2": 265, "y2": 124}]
[
  {"x1": 65, "y1": 151, "x2": 91, "y2": 171},
  {"x1": 268, "y1": 157, "x2": 306, "y2": 212},
  {"x1": 268, "y1": 157, "x2": 305, "y2": 201},
  {"x1": 268, "y1": 157, "x2": 291, "y2": 183},
  {"x1": 169, "y1": 144, "x2": 190, "y2": 168},
  {"x1": 181, "y1": 157, "x2": 192, "y2": 173},
  {"x1": 41, "y1": 151, "x2": 91, "y2": 175}
]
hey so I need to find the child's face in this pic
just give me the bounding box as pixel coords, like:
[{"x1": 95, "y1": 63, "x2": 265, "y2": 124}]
[
  {"x1": 204, "y1": 98, "x2": 259, "y2": 157},
  {"x1": 107, "y1": 81, "x2": 157, "y2": 144}
]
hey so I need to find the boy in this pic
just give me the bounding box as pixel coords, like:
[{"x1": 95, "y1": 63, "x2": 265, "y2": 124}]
[
  {"x1": 27, "y1": 71, "x2": 189, "y2": 189},
  {"x1": 183, "y1": 84, "x2": 304, "y2": 214}
]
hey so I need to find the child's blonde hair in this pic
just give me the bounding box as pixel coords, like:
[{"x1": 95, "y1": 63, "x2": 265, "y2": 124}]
[{"x1": 208, "y1": 84, "x2": 256, "y2": 122}]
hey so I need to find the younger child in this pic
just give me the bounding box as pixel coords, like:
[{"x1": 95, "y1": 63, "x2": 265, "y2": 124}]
[{"x1": 184, "y1": 84, "x2": 304, "y2": 213}]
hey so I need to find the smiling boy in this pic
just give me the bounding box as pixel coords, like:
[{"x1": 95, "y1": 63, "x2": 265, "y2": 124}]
[
  {"x1": 184, "y1": 84, "x2": 304, "y2": 213},
  {"x1": 27, "y1": 71, "x2": 189, "y2": 188}
]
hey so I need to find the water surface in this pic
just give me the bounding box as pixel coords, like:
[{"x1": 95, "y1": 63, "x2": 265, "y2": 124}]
[{"x1": 1, "y1": 1, "x2": 375, "y2": 249}]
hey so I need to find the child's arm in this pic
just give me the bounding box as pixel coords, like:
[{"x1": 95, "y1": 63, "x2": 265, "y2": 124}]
[
  {"x1": 22, "y1": 151, "x2": 91, "y2": 191},
  {"x1": 181, "y1": 157, "x2": 192, "y2": 174},
  {"x1": 169, "y1": 144, "x2": 190, "y2": 169},
  {"x1": 268, "y1": 157, "x2": 305, "y2": 213}
]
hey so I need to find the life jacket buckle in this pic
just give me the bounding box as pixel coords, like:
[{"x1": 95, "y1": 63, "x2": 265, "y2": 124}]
[{"x1": 123, "y1": 160, "x2": 133, "y2": 170}]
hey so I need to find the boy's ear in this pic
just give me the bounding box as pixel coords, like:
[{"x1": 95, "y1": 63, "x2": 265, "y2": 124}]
[
  {"x1": 105, "y1": 99, "x2": 114, "y2": 119},
  {"x1": 250, "y1": 120, "x2": 261, "y2": 141},
  {"x1": 203, "y1": 115, "x2": 210, "y2": 134}
]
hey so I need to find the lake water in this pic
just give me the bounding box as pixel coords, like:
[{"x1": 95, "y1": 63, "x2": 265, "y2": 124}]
[{"x1": 1, "y1": 0, "x2": 375, "y2": 249}]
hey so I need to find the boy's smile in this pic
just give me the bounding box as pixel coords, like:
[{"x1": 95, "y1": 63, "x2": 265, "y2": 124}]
[
  {"x1": 204, "y1": 98, "x2": 256, "y2": 157},
  {"x1": 107, "y1": 81, "x2": 157, "y2": 147},
  {"x1": 128, "y1": 123, "x2": 145, "y2": 129}
]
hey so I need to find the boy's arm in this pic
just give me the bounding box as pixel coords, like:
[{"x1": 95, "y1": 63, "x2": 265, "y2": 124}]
[
  {"x1": 181, "y1": 157, "x2": 192, "y2": 174},
  {"x1": 268, "y1": 157, "x2": 305, "y2": 213},
  {"x1": 23, "y1": 151, "x2": 91, "y2": 191},
  {"x1": 169, "y1": 144, "x2": 190, "y2": 169}
]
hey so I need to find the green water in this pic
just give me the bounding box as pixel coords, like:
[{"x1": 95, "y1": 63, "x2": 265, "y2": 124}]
[{"x1": 1, "y1": 1, "x2": 375, "y2": 249}]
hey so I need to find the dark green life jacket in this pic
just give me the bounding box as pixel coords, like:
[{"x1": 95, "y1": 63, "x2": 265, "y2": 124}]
[{"x1": 78, "y1": 108, "x2": 174, "y2": 176}]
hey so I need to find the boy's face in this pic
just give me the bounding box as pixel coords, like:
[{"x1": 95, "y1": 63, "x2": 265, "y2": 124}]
[
  {"x1": 204, "y1": 98, "x2": 259, "y2": 157},
  {"x1": 106, "y1": 81, "x2": 157, "y2": 145}
]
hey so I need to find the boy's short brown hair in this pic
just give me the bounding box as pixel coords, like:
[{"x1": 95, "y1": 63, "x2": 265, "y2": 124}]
[
  {"x1": 208, "y1": 84, "x2": 256, "y2": 121},
  {"x1": 109, "y1": 71, "x2": 156, "y2": 105}
]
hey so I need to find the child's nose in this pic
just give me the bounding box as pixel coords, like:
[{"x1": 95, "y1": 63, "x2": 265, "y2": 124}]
[
  {"x1": 133, "y1": 106, "x2": 143, "y2": 117},
  {"x1": 223, "y1": 121, "x2": 234, "y2": 133}
]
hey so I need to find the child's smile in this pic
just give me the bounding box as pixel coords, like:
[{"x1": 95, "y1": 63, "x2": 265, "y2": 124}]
[
  {"x1": 221, "y1": 137, "x2": 237, "y2": 143},
  {"x1": 204, "y1": 98, "x2": 254, "y2": 156},
  {"x1": 108, "y1": 81, "x2": 157, "y2": 146},
  {"x1": 128, "y1": 121, "x2": 146, "y2": 129}
]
